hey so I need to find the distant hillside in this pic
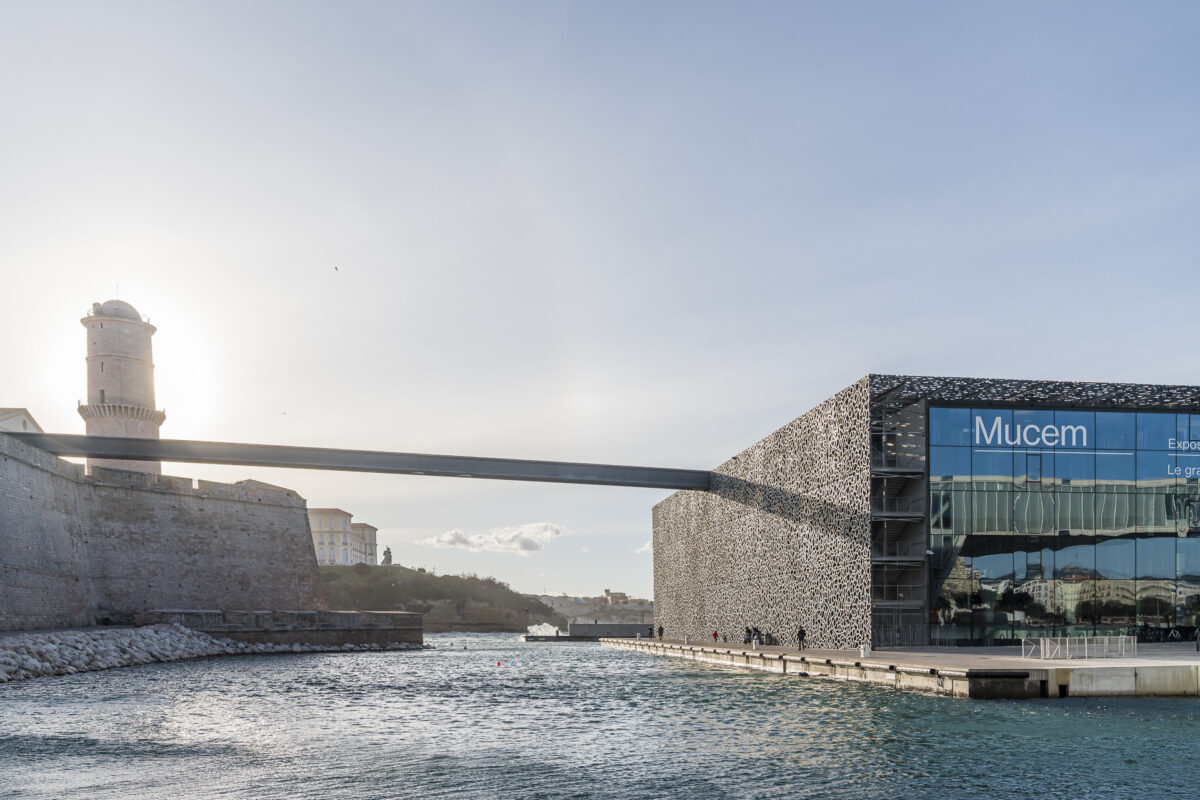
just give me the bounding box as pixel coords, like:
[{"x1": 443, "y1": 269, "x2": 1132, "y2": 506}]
[{"x1": 319, "y1": 565, "x2": 567, "y2": 632}]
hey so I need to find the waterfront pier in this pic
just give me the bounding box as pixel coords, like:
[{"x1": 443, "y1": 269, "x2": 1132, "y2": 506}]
[{"x1": 603, "y1": 638, "x2": 1200, "y2": 699}]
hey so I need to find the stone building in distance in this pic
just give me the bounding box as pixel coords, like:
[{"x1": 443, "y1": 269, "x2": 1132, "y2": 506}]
[
  {"x1": 309, "y1": 508, "x2": 378, "y2": 565},
  {"x1": 0, "y1": 408, "x2": 43, "y2": 434}
]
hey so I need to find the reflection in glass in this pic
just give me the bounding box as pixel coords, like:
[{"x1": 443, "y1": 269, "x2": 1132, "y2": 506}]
[
  {"x1": 1137, "y1": 412, "x2": 1186, "y2": 451},
  {"x1": 1096, "y1": 411, "x2": 1135, "y2": 449},
  {"x1": 1096, "y1": 452, "x2": 1135, "y2": 492},
  {"x1": 971, "y1": 488, "x2": 1012, "y2": 535},
  {"x1": 1014, "y1": 491, "x2": 1055, "y2": 536},
  {"x1": 1012, "y1": 536, "x2": 1056, "y2": 639},
  {"x1": 925, "y1": 405, "x2": 1200, "y2": 644},
  {"x1": 1177, "y1": 537, "x2": 1200, "y2": 628},
  {"x1": 1014, "y1": 451, "x2": 1053, "y2": 490},
  {"x1": 973, "y1": 449, "x2": 1012, "y2": 486},
  {"x1": 1056, "y1": 451, "x2": 1095, "y2": 484},
  {"x1": 1137, "y1": 451, "x2": 1177, "y2": 486},
  {"x1": 1054, "y1": 536, "x2": 1096, "y2": 636},
  {"x1": 929, "y1": 408, "x2": 971, "y2": 446},
  {"x1": 1136, "y1": 535, "x2": 1175, "y2": 630},
  {"x1": 929, "y1": 447, "x2": 971, "y2": 485},
  {"x1": 1095, "y1": 537, "x2": 1135, "y2": 632},
  {"x1": 970, "y1": 537, "x2": 1017, "y2": 644}
]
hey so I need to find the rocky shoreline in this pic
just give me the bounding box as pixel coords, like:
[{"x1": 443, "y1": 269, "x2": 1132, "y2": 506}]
[{"x1": 0, "y1": 624, "x2": 425, "y2": 684}]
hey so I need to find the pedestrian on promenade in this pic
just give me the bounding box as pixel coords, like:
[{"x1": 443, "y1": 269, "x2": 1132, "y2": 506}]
[
  {"x1": 647, "y1": 624, "x2": 654, "y2": 639},
  {"x1": 657, "y1": 625, "x2": 663, "y2": 640},
  {"x1": 712, "y1": 630, "x2": 719, "y2": 644},
  {"x1": 798, "y1": 626, "x2": 807, "y2": 650},
  {"x1": 743, "y1": 627, "x2": 752, "y2": 645}
]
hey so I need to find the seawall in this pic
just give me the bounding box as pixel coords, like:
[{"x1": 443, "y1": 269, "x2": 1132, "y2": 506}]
[
  {"x1": 0, "y1": 431, "x2": 326, "y2": 631},
  {"x1": 0, "y1": 623, "x2": 423, "y2": 684}
]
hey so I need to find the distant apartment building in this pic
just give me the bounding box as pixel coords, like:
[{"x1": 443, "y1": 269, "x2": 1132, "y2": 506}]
[
  {"x1": 309, "y1": 508, "x2": 378, "y2": 565},
  {"x1": 538, "y1": 591, "x2": 654, "y2": 624}
]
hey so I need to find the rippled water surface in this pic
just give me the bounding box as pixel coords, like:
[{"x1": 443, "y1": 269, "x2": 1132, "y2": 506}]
[{"x1": 1, "y1": 633, "x2": 1197, "y2": 799}]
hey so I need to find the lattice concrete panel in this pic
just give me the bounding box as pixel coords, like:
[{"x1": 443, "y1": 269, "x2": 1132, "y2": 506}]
[
  {"x1": 870, "y1": 374, "x2": 1200, "y2": 408},
  {"x1": 653, "y1": 378, "x2": 872, "y2": 649}
]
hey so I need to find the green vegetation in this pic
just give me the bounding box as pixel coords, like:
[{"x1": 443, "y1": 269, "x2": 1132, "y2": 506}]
[{"x1": 319, "y1": 565, "x2": 567, "y2": 632}]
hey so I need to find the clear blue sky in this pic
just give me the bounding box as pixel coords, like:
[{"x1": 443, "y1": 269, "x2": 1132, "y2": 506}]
[{"x1": 2, "y1": 1, "x2": 1198, "y2": 597}]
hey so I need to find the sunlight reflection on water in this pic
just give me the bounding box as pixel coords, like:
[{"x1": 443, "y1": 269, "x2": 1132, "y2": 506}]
[{"x1": 0, "y1": 632, "x2": 1197, "y2": 799}]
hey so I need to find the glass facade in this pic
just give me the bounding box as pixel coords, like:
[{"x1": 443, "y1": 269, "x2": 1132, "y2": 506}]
[{"x1": 929, "y1": 406, "x2": 1200, "y2": 645}]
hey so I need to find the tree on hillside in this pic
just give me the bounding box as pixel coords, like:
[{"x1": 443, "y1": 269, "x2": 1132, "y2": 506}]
[{"x1": 381, "y1": 547, "x2": 392, "y2": 565}]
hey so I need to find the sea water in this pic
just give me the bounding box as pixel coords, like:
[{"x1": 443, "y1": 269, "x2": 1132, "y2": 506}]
[{"x1": 0, "y1": 632, "x2": 1196, "y2": 799}]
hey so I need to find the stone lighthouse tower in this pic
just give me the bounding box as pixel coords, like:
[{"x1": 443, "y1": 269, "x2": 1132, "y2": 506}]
[{"x1": 77, "y1": 300, "x2": 166, "y2": 475}]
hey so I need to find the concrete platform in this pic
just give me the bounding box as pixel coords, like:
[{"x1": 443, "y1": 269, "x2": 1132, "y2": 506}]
[
  {"x1": 135, "y1": 609, "x2": 423, "y2": 646},
  {"x1": 601, "y1": 639, "x2": 1200, "y2": 699}
]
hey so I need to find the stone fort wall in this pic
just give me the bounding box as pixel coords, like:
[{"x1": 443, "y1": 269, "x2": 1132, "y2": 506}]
[
  {"x1": 653, "y1": 378, "x2": 872, "y2": 649},
  {"x1": 0, "y1": 432, "x2": 326, "y2": 632}
]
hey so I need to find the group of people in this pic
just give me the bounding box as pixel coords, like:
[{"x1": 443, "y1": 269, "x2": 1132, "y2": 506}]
[
  {"x1": 715, "y1": 625, "x2": 806, "y2": 649},
  {"x1": 652, "y1": 624, "x2": 810, "y2": 649}
]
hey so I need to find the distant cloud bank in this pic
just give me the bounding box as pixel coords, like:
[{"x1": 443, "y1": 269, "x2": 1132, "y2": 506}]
[
  {"x1": 419, "y1": 522, "x2": 569, "y2": 555},
  {"x1": 635, "y1": 540, "x2": 652, "y2": 555}
]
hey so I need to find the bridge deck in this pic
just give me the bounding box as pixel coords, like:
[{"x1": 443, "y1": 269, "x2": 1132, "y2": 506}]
[{"x1": 7, "y1": 433, "x2": 713, "y2": 490}]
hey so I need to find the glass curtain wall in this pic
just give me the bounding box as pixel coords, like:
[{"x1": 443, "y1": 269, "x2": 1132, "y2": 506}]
[{"x1": 929, "y1": 406, "x2": 1200, "y2": 645}]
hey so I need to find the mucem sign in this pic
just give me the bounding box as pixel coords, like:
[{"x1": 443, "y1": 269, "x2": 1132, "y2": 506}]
[
  {"x1": 971, "y1": 414, "x2": 1089, "y2": 448},
  {"x1": 652, "y1": 375, "x2": 1200, "y2": 650}
]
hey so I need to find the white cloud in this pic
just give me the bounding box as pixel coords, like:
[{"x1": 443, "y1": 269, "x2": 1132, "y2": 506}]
[
  {"x1": 635, "y1": 540, "x2": 652, "y2": 555},
  {"x1": 418, "y1": 522, "x2": 568, "y2": 556},
  {"x1": 580, "y1": 545, "x2": 590, "y2": 553}
]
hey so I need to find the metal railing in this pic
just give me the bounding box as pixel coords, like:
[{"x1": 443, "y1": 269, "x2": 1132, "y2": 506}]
[
  {"x1": 871, "y1": 624, "x2": 928, "y2": 647},
  {"x1": 871, "y1": 496, "x2": 927, "y2": 515},
  {"x1": 1021, "y1": 635, "x2": 1137, "y2": 660},
  {"x1": 870, "y1": 540, "x2": 927, "y2": 559}
]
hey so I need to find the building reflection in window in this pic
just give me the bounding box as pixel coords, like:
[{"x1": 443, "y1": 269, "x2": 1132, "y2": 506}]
[{"x1": 928, "y1": 406, "x2": 1200, "y2": 645}]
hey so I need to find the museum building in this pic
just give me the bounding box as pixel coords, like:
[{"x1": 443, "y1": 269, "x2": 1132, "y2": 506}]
[{"x1": 652, "y1": 375, "x2": 1200, "y2": 649}]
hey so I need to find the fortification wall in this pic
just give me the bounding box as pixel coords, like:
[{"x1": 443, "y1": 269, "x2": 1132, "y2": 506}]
[
  {"x1": 0, "y1": 432, "x2": 326, "y2": 632},
  {"x1": 0, "y1": 433, "x2": 95, "y2": 629},
  {"x1": 653, "y1": 378, "x2": 872, "y2": 649}
]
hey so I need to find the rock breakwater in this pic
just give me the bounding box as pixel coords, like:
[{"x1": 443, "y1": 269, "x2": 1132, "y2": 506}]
[{"x1": 0, "y1": 624, "x2": 424, "y2": 683}]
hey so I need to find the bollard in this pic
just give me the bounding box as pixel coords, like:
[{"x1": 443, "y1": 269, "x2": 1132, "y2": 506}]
[
  {"x1": 684, "y1": 635, "x2": 690, "y2": 645},
  {"x1": 752, "y1": 640, "x2": 759, "y2": 650},
  {"x1": 859, "y1": 643, "x2": 871, "y2": 658}
]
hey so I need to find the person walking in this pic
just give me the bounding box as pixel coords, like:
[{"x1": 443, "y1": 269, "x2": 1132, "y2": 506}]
[
  {"x1": 743, "y1": 626, "x2": 752, "y2": 645},
  {"x1": 657, "y1": 624, "x2": 663, "y2": 640},
  {"x1": 712, "y1": 630, "x2": 719, "y2": 644},
  {"x1": 797, "y1": 626, "x2": 807, "y2": 650}
]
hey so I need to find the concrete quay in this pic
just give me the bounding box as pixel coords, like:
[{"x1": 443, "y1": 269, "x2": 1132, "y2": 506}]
[{"x1": 602, "y1": 638, "x2": 1200, "y2": 699}]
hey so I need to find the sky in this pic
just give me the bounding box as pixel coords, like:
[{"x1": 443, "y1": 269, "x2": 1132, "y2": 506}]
[{"x1": 2, "y1": 1, "x2": 1199, "y2": 598}]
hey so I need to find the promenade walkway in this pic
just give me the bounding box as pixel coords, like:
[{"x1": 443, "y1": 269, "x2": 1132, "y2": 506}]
[{"x1": 604, "y1": 638, "x2": 1200, "y2": 699}]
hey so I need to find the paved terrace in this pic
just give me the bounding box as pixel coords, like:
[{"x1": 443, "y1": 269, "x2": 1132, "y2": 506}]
[{"x1": 601, "y1": 638, "x2": 1200, "y2": 699}]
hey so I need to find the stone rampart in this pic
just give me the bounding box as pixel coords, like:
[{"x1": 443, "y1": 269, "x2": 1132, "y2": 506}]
[{"x1": 0, "y1": 432, "x2": 327, "y2": 631}]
